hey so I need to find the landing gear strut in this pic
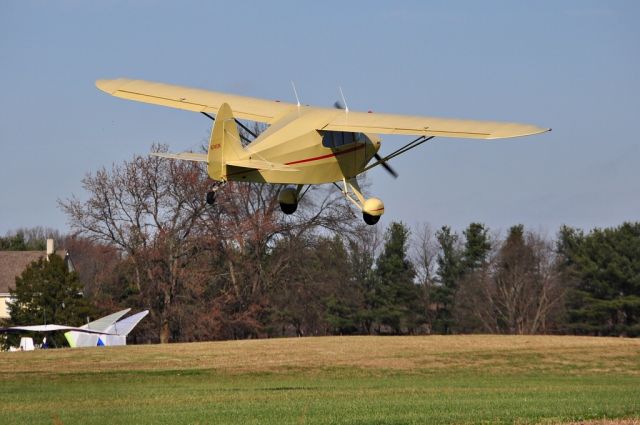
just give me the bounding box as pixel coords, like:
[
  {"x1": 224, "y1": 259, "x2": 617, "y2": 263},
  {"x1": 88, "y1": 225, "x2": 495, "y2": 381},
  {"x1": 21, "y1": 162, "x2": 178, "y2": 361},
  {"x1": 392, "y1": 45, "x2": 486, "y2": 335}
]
[{"x1": 338, "y1": 178, "x2": 385, "y2": 225}]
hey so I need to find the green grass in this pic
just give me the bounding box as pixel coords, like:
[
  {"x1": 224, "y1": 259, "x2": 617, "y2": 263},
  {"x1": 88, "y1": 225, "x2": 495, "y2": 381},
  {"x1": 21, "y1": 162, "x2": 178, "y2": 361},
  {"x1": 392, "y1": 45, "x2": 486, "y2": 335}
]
[{"x1": 1, "y1": 336, "x2": 639, "y2": 424}]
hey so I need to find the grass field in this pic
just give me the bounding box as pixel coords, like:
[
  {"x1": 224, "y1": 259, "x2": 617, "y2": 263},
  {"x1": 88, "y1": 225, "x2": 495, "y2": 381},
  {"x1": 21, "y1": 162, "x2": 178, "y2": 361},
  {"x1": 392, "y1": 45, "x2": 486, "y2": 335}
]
[{"x1": 0, "y1": 335, "x2": 639, "y2": 424}]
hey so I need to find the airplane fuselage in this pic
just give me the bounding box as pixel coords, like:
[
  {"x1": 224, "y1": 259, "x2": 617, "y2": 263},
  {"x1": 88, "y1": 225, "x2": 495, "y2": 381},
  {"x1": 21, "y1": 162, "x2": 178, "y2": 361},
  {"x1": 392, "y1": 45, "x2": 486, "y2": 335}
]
[{"x1": 222, "y1": 107, "x2": 381, "y2": 184}]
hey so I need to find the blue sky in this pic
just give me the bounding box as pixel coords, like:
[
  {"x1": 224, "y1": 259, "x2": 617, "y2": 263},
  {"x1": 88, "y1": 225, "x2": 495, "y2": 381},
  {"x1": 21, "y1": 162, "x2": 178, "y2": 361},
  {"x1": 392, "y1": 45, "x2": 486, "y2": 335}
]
[{"x1": 1, "y1": 1, "x2": 638, "y2": 235}]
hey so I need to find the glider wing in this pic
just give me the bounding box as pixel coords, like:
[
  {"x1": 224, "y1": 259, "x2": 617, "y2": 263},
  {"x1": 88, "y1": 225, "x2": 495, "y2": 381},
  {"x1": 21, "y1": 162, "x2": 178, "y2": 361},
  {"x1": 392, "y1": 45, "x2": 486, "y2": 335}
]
[{"x1": 0, "y1": 325, "x2": 115, "y2": 335}]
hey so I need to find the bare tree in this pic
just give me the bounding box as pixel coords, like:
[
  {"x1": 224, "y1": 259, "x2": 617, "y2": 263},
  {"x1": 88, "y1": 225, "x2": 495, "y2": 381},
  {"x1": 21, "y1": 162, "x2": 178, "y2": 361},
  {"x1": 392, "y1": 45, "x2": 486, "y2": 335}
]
[
  {"x1": 412, "y1": 223, "x2": 438, "y2": 287},
  {"x1": 454, "y1": 226, "x2": 566, "y2": 334},
  {"x1": 60, "y1": 145, "x2": 212, "y2": 343},
  {"x1": 410, "y1": 223, "x2": 439, "y2": 333},
  {"x1": 61, "y1": 137, "x2": 366, "y2": 342}
]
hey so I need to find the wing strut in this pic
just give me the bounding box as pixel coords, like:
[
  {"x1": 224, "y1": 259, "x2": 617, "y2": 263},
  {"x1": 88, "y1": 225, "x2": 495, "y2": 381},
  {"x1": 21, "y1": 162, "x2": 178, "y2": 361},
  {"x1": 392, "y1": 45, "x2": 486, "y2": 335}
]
[
  {"x1": 201, "y1": 112, "x2": 215, "y2": 121},
  {"x1": 201, "y1": 112, "x2": 257, "y2": 143},
  {"x1": 362, "y1": 136, "x2": 435, "y2": 174}
]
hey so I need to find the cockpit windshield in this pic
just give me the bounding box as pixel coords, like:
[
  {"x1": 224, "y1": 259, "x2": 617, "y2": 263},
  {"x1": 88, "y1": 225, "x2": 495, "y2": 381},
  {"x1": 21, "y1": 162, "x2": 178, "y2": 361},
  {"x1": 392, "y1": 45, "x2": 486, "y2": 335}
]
[{"x1": 321, "y1": 131, "x2": 364, "y2": 148}]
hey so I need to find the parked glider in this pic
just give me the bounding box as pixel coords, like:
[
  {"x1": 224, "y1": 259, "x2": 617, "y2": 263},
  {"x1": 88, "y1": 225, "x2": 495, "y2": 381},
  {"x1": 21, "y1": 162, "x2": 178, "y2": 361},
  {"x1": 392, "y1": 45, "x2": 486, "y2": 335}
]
[
  {"x1": 96, "y1": 78, "x2": 550, "y2": 224},
  {"x1": 65, "y1": 309, "x2": 149, "y2": 347},
  {"x1": 1, "y1": 309, "x2": 148, "y2": 348}
]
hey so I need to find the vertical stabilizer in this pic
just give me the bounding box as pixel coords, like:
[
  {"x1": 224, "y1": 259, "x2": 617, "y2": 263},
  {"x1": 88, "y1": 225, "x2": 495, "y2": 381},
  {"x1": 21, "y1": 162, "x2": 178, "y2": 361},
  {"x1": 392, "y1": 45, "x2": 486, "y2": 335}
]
[
  {"x1": 207, "y1": 103, "x2": 244, "y2": 180},
  {"x1": 110, "y1": 310, "x2": 149, "y2": 337}
]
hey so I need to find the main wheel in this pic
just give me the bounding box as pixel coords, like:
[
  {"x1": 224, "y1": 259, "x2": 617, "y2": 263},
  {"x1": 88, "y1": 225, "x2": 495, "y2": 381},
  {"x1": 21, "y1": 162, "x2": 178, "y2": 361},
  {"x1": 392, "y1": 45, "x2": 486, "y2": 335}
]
[
  {"x1": 363, "y1": 212, "x2": 380, "y2": 225},
  {"x1": 206, "y1": 191, "x2": 216, "y2": 205},
  {"x1": 280, "y1": 202, "x2": 298, "y2": 214},
  {"x1": 278, "y1": 187, "x2": 298, "y2": 214}
]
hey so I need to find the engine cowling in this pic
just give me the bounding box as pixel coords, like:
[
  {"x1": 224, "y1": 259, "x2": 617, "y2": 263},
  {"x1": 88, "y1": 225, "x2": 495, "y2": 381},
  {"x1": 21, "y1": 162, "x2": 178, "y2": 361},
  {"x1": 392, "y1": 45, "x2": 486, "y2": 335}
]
[
  {"x1": 362, "y1": 197, "x2": 384, "y2": 225},
  {"x1": 278, "y1": 186, "x2": 298, "y2": 214}
]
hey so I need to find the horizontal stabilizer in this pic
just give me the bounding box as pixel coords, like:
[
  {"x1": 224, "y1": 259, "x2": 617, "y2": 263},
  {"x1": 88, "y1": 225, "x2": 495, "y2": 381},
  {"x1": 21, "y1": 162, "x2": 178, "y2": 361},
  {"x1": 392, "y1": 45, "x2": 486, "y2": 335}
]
[
  {"x1": 226, "y1": 159, "x2": 298, "y2": 172},
  {"x1": 151, "y1": 152, "x2": 208, "y2": 162}
]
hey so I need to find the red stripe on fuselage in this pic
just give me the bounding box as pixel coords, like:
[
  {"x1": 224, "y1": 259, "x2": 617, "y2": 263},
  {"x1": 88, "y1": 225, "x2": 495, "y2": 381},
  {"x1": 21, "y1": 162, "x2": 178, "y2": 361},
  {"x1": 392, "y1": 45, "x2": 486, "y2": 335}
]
[
  {"x1": 224, "y1": 144, "x2": 367, "y2": 178},
  {"x1": 284, "y1": 144, "x2": 366, "y2": 166}
]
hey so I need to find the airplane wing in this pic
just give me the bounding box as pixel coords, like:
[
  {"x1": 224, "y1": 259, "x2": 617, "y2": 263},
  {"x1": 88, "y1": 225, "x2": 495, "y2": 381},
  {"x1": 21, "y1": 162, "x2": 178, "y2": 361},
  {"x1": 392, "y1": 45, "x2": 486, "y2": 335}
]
[
  {"x1": 320, "y1": 110, "x2": 550, "y2": 140},
  {"x1": 96, "y1": 78, "x2": 294, "y2": 124},
  {"x1": 96, "y1": 78, "x2": 549, "y2": 140},
  {"x1": 0, "y1": 325, "x2": 115, "y2": 335}
]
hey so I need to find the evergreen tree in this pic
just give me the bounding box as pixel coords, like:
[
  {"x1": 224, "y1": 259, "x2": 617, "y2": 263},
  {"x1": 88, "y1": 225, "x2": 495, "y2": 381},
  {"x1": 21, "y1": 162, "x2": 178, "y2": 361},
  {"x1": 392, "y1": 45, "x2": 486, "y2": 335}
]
[
  {"x1": 318, "y1": 235, "x2": 362, "y2": 335},
  {"x1": 0, "y1": 227, "x2": 59, "y2": 251},
  {"x1": 462, "y1": 223, "x2": 491, "y2": 273},
  {"x1": 372, "y1": 222, "x2": 420, "y2": 333},
  {"x1": 450, "y1": 223, "x2": 493, "y2": 333},
  {"x1": 4, "y1": 254, "x2": 94, "y2": 347},
  {"x1": 0, "y1": 232, "x2": 28, "y2": 251},
  {"x1": 347, "y1": 228, "x2": 379, "y2": 334},
  {"x1": 432, "y1": 226, "x2": 463, "y2": 333},
  {"x1": 558, "y1": 222, "x2": 640, "y2": 336}
]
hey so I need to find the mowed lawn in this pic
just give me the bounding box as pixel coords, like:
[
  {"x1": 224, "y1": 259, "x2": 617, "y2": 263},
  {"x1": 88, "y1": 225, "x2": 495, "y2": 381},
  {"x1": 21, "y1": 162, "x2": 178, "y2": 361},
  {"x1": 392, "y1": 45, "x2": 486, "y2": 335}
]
[{"x1": 1, "y1": 336, "x2": 639, "y2": 424}]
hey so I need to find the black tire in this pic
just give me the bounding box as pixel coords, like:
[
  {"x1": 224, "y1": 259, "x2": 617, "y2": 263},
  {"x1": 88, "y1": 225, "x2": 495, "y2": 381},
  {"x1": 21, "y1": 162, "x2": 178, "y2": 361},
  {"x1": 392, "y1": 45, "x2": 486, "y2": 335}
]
[
  {"x1": 363, "y1": 212, "x2": 380, "y2": 225},
  {"x1": 206, "y1": 191, "x2": 216, "y2": 205},
  {"x1": 280, "y1": 202, "x2": 298, "y2": 214}
]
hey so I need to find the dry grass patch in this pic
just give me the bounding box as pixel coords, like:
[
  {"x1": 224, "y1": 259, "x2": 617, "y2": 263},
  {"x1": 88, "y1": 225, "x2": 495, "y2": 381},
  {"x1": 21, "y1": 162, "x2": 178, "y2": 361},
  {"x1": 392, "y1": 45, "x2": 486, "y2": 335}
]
[{"x1": 1, "y1": 335, "x2": 639, "y2": 376}]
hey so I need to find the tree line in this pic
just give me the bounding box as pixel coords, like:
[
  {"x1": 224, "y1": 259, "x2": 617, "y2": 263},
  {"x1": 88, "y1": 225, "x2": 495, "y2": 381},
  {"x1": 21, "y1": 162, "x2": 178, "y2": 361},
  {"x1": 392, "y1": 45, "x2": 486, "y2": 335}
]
[{"x1": 2, "y1": 147, "x2": 639, "y2": 343}]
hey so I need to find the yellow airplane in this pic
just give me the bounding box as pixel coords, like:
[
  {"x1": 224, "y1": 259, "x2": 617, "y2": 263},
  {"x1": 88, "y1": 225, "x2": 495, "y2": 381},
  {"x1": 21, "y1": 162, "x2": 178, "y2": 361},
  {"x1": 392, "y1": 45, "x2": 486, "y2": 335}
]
[{"x1": 96, "y1": 78, "x2": 550, "y2": 225}]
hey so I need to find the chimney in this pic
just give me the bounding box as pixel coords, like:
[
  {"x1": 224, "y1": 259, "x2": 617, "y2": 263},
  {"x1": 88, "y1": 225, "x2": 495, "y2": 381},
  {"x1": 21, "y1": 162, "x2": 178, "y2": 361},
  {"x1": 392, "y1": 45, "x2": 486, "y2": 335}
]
[{"x1": 46, "y1": 239, "x2": 55, "y2": 256}]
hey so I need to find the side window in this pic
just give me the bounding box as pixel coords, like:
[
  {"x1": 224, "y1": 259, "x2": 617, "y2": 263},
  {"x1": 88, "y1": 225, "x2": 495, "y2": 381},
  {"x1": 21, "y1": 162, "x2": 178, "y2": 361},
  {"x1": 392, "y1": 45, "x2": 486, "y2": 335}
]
[{"x1": 322, "y1": 131, "x2": 335, "y2": 148}]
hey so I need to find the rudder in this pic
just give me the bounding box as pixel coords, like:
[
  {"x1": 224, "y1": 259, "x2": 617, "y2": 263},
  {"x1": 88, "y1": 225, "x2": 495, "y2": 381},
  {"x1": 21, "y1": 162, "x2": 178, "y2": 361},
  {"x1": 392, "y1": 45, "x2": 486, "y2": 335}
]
[{"x1": 207, "y1": 103, "x2": 244, "y2": 180}]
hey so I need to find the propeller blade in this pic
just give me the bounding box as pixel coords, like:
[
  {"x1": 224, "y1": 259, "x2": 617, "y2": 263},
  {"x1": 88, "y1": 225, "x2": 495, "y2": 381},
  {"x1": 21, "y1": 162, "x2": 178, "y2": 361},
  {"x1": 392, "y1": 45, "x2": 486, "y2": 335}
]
[
  {"x1": 333, "y1": 100, "x2": 345, "y2": 110},
  {"x1": 374, "y1": 153, "x2": 398, "y2": 178}
]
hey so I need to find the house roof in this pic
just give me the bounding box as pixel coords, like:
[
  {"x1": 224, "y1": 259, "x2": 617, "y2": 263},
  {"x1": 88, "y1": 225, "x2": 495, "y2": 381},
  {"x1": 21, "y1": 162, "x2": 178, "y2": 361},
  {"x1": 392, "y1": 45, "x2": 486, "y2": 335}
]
[{"x1": 0, "y1": 250, "x2": 68, "y2": 294}]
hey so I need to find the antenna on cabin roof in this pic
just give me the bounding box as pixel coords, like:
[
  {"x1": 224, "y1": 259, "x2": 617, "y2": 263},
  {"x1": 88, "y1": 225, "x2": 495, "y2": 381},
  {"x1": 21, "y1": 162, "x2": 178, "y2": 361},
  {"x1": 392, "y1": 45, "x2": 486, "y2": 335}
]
[
  {"x1": 338, "y1": 86, "x2": 349, "y2": 113},
  {"x1": 291, "y1": 81, "x2": 301, "y2": 108}
]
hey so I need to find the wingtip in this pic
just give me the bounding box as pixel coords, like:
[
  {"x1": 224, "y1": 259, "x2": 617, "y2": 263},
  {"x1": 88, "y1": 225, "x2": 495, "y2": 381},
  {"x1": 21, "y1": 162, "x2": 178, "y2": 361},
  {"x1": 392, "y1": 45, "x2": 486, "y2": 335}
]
[
  {"x1": 526, "y1": 125, "x2": 553, "y2": 137},
  {"x1": 95, "y1": 78, "x2": 128, "y2": 94}
]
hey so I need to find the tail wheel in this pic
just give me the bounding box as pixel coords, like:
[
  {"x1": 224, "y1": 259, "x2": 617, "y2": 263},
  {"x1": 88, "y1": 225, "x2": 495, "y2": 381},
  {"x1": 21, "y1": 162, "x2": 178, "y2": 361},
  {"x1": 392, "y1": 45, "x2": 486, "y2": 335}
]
[{"x1": 206, "y1": 191, "x2": 216, "y2": 205}]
